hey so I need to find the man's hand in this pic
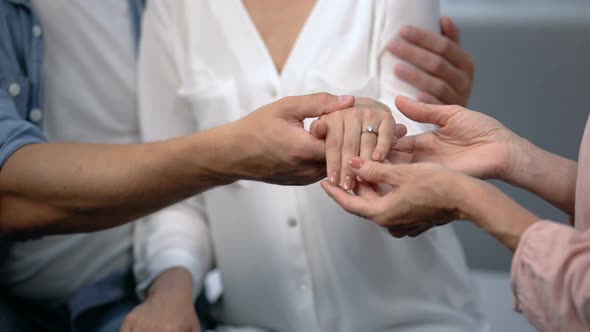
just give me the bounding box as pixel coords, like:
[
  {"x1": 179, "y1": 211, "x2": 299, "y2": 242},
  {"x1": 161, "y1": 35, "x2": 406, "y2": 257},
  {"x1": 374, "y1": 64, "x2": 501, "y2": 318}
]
[
  {"x1": 388, "y1": 17, "x2": 475, "y2": 106},
  {"x1": 121, "y1": 268, "x2": 201, "y2": 332},
  {"x1": 388, "y1": 96, "x2": 523, "y2": 181},
  {"x1": 226, "y1": 93, "x2": 355, "y2": 185}
]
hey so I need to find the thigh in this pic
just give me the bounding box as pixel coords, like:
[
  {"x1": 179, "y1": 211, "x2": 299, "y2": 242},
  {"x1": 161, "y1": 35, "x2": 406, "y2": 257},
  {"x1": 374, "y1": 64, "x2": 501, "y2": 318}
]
[
  {"x1": 70, "y1": 269, "x2": 139, "y2": 332},
  {"x1": 0, "y1": 295, "x2": 66, "y2": 332}
]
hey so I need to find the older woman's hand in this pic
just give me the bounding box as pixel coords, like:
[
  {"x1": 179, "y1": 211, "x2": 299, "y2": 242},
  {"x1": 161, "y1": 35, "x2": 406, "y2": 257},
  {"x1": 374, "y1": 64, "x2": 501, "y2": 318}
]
[
  {"x1": 321, "y1": 159, "x2": 472, "y2": 237},
  {"x1": 310, "y1": 97, "x2": 404, "y2": 190},
  {"x1": 388, "y1": 17, "x2": 475, "y2": 107},
  {"x1": 321, "y1": 158, "x2": 539, "y2": 247},
  {"x1": 389, "y1": 96, "x2": 526, "y2": 182}
]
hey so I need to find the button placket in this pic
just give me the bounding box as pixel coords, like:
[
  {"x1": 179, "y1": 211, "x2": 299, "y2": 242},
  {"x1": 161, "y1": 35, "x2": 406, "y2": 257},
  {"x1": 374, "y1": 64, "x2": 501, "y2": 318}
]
[{"x1": 29, "y1": 108, "x2": 43, "y2": 123}]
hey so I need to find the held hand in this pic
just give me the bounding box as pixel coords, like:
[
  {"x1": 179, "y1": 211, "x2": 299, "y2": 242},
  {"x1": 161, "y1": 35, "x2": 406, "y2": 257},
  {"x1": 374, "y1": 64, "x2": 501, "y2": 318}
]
[
  {"x1": 309, "y1": 97, "x2": 398, "y2": 190},
  {"x1": 321, "y1": 159, "x2": 472, "y2": 237},
  {"x1": 230, "y1": 93, "x2": 355, "y2": 185},
  {"x1": 388, "y1": 17, "x2": 475, "y2": 106},
  {"x1": 389, "y1": 96, "x2": 523, "y2": 181}
]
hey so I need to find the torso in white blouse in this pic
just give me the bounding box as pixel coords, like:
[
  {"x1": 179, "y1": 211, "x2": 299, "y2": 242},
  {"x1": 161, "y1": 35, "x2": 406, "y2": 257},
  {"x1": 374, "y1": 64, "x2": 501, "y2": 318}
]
[{"x1": 139, "y1": 1, "x2": 490, "y2": 331}]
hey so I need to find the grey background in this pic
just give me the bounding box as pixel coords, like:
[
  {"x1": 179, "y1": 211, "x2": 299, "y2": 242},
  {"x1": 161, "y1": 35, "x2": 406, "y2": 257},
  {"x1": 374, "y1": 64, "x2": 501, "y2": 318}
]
[{"x1": 441, "y1": 0, "x2": 590, "y2": 272}]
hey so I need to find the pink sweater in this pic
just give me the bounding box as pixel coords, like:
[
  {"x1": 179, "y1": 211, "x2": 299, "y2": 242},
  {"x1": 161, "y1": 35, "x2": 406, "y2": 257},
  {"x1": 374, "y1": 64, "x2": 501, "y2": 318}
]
[{"x1": 511, "y1": 116, "x2": 590, "y2": 332}]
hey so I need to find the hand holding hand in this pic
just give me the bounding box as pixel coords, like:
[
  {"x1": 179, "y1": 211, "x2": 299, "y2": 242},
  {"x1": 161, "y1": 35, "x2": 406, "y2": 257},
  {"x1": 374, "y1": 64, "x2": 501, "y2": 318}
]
[
  {"x1": 230, "y1": 93, "x2": 355, "y2": 185},
  {"x1": 309, "y1": 97, "x2": 403, "y2": 190},
  {"x1": 389, "y1": 96, "x2": 524, "y2": 181},
  {"x1": 321, "y1": 159, "x2": 471, "y2": 237},
  {"x1": 388, "y1": 17, "x2": 475, "y2": 106}
]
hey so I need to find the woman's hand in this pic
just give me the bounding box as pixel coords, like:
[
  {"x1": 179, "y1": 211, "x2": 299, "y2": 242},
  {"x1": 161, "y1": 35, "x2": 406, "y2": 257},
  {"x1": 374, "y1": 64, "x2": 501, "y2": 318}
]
[
  {"x1": 310, "y1": 97, "x2": 404, "y2": 190},
  {"x1": 389, "y1": 96, "x2": 525, "y2": 181},
  {"x1": 321, "y1": 159, "x2": 471, "y2": 237},
  {"x1": 322, "y1": 158, "x2": 539, "y2": 250},
  {"x1": 388, "y1": 17, "x2": 475, "y2": 107},
  {"x1": 121, "y1": 268, "x2": 201, "y2": 332}
]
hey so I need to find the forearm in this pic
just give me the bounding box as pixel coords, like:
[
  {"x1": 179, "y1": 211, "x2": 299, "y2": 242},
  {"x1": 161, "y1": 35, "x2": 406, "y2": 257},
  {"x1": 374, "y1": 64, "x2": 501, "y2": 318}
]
[
  {"x1": 503, "y1": 138, "x2": 577, "y2": 217},
  {"x1": 460, "y1": 177, "x2": 539, "y2": 252},
  {"x1": 0, "y1": 125, "x2": 243, "y2": 238}
]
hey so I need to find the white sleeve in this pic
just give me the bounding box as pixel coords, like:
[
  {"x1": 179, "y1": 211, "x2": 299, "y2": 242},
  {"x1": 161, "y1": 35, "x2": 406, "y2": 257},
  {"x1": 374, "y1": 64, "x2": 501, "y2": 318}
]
[
  {"x1": 134, "y1": 0, "x2": 213, "y2": 301},
  {"x1": 376, "y1": 0, "x2": 440, "y2": 135}
]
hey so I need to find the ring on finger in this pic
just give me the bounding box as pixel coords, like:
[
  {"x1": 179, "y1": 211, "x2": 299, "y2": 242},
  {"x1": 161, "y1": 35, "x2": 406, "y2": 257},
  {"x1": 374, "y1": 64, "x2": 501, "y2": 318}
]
[{"x1": 361, "y1": 125, "x2": 379, "y2": 136}]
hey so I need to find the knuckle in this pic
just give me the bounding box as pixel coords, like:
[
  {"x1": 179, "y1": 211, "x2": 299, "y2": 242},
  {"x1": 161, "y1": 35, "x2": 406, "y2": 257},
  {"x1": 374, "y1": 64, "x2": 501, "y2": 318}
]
[
  {"x1": 431, "y1": 57, "x2": 447, "y2": 75},
  {"x1": 438, "y1": 38, "x2": 452, "y2": 55}
]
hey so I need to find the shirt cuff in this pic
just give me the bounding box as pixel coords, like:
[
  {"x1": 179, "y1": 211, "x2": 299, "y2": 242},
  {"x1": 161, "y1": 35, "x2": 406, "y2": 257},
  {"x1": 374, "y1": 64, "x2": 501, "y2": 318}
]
[{"x1": 135, "y1": 249, "x2": 206, "y2": 302}]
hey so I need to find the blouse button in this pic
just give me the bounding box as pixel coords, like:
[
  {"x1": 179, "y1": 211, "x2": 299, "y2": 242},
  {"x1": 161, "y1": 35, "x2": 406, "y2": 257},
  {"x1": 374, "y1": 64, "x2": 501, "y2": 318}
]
[{"x1": 287, "y1": 217, "x2": 298, "y2": 228}]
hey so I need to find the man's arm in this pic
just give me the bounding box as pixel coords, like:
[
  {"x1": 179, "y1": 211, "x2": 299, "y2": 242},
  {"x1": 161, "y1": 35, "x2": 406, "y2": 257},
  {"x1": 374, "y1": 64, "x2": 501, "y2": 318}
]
[{"x1": 0, "y1": 93, "x2": 355, "y2": 239}]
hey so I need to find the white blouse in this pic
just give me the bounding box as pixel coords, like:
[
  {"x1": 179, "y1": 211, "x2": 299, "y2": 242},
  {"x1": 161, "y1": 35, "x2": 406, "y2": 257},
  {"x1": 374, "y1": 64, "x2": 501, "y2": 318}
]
[{"x1": 137, "y1": 1, "x2": 490, "y2": 331}]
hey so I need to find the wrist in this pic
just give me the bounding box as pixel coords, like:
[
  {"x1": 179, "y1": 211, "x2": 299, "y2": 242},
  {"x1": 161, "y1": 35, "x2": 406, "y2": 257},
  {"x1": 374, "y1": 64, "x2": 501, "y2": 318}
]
[
  {"x1": 499, "y1": 134, "x2": 536, "y2": 185},
  {"x1": 147, "y1": 268, "x2": 194, "y2": 303},
  {"x1": 461, "y1": 178, "x2": 538, "y2": 252}
]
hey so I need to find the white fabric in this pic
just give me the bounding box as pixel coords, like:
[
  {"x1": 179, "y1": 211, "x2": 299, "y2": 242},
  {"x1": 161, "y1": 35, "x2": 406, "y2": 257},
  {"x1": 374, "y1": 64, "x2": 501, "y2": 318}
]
[
  {"x1": 138, "y1": 0, "x2": 490, "y2": 331},
  {"x1": 0, "y1": 0, "x2": 136, "y2": 305}
]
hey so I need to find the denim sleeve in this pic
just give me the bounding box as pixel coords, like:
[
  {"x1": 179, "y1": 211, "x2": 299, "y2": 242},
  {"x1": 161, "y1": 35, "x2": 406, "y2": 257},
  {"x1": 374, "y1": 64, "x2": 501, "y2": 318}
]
[{"x1": 0, "y1": 89, "x2": 46, "y2": 168}]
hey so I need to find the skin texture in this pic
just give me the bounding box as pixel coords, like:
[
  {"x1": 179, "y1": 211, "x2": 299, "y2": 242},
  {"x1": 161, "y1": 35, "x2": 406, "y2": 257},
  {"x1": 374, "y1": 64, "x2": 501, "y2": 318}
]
[
  {"x1": 322, "y1": 96, "x2": 576, "y2": 253},
  {"x1": 389, "y1": 17, "x2": 475, "y2": 106},
  {"x1": 121, "y1": 268, "x2": 201, "y2": 332},
  {"x1": 0, "y1": 93, "x2": 355, "y2": 239}
]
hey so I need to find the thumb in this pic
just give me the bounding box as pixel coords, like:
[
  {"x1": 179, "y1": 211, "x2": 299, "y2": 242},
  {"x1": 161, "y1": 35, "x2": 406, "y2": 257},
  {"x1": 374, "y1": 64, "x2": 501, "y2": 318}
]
[
  {"x1": 395, "y1": 95, "x2": 455, "y2": 126},
  {"x1": 348, "y1": 158, "x2": 406, "y2": 186},
  {"x1": 292, "y1": 93, "x2": 355, "y2": 120}
]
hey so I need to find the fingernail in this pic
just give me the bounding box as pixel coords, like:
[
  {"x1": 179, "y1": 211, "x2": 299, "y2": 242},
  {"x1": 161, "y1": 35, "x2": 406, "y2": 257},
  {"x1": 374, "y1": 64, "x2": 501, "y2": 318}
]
[
  {"x1": 338, "y1": 95, "x2": 354, "y2": 103},
  {"x1": 348, "y1": 158, "x2": 365, "y2": 169},
  {"x1": 329, "y1": 171, "x2": 338, "y2": 185},
  {"x1": 344, "y1": 176, "x2": 352, "y2": 190},
  {"x1": 356, "y1": 175, "x2": 363, "y2": 182}
]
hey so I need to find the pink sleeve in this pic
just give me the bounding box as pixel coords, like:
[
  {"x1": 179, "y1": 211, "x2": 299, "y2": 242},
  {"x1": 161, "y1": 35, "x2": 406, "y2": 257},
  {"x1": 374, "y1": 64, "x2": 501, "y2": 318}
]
[{"x1": 511, "y1": 220, "x2": 590, "y2": 331}]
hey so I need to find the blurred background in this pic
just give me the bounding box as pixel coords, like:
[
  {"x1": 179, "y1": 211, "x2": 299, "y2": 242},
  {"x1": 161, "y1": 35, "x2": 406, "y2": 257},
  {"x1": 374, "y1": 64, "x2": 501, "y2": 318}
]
[{"x1": 440, "y1": 0, "x2": 590, "y2": 330}]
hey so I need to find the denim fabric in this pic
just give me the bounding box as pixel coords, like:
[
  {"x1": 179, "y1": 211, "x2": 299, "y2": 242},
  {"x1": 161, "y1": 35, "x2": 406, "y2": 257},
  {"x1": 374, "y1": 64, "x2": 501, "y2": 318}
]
[{"x1": 0, "y1": 0, "x2": 46, "y2": 167}]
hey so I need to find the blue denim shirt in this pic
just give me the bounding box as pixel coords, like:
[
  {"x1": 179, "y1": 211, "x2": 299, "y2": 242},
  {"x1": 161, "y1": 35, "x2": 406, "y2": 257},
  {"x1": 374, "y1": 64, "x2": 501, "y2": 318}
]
[
  {"x1": 0, "y1": 0, "x2": 46, "y2": 167},
  {"x1": 0, "y1": 0, "x2": 146, "y2": 168}
]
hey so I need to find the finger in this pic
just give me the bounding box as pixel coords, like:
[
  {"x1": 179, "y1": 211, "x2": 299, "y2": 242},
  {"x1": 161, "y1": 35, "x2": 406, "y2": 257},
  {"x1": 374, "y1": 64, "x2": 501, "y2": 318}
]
[
  {"x1": 394, "y1": 63, "x2": 458, "y2": 104},
  {"x1": 395, "y1": 95, "x2": 458, "y2": 126},
  {"x1": 310, "y1": 118, "x2": 328, "y2": 139},
  {"x1": 396, "y1": 25, "x2": 473, "y2": 72},
  {"x1": 321, "y1": 180, "x2": 375, "y2": 218},
  {"x1": 354, "y1": 182, "x2": 381, "y2": 200},
  {"x1": 340, "y1": 112, "x2": 362, "y2": 190},
  {"x1": 417, "y1": 92, "x2": 444, "y2": 105},
  {"x1": 392, "y1": 135, "x2": 416, "y2": 153},
  {"x1": 325, "y1": 116, "x2": 344, "y2": 185},
  {"x1": 394, "y1": 123, "x2": 408, "y2": 139},
  {"x1": 360, "y1": 126, "x2": 379, "y2": 161},
  {"x1": 440, "y1": 16, "x2": 460, "y2": 44},
  {"x1": 348, "y1": 158, "x2": 407, "y2": 186},
  {"x1": 390, "y1": 39, "x2": 467, "y2": 92},
  {"x1": 290, "y1": 93, "x2": 355, "y2": 120},
  {"x1": 373, "y1": 118, "x2": 395, "y2": 161}
]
